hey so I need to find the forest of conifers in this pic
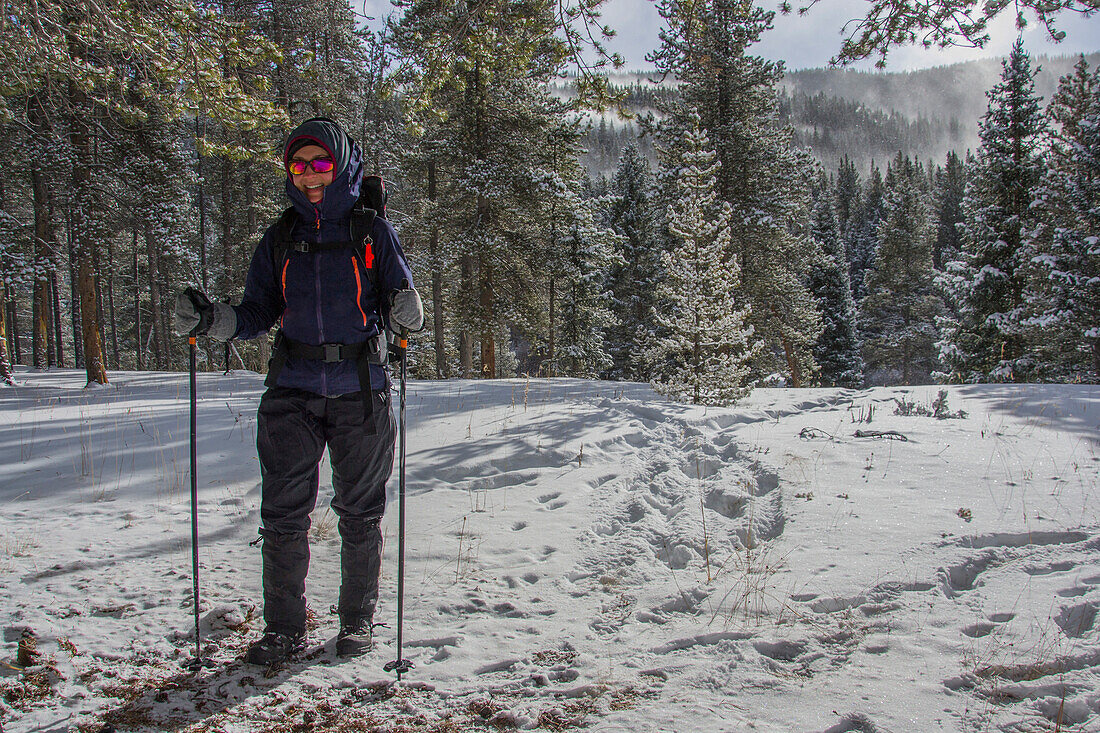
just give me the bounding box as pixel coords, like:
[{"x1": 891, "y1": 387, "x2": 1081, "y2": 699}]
[{"x1": 0, "y1": 0, "x2": 1096, "y2": 403}]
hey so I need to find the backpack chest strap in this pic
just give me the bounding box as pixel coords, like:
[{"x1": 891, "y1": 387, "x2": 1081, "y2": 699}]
[{"x1": 290, "y1": 238, "x2": 369, "y2": 253}]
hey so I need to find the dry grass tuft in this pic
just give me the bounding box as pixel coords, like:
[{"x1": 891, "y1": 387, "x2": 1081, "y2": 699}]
[{"x1": 531, "y1": 649, "x2": 578, "y2": 667}]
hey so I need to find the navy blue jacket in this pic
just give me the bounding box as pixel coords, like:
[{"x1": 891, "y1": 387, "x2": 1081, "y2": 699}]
[{"x1": 232, "y1": 129, "x2": 413, "y2": 395}]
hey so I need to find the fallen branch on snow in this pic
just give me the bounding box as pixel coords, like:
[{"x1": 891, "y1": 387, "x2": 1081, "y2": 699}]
[{"x1": 853, "y1": 429, "x2": 908, "y2": 441}]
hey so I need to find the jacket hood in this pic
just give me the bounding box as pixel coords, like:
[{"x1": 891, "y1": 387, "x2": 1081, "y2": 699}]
[{"x1": 283, "y1": 117, "x2": 363, "y2": 224}]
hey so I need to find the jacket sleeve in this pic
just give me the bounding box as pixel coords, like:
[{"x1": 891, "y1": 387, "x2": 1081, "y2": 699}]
[
  {"x1": 373, "y1": 218, "x2": 415, "y2": 294},
  {"x1": 232, "y1": 226, "x2": 285, "y2": 341}
]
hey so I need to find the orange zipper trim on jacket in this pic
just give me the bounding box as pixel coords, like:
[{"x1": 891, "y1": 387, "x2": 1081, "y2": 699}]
[
  {"x1": 279, "y1": 258, "x2": 290, "y2": 327},
  {"x1": 353, "y1": 257, "x2": 368, "y2": 327}
]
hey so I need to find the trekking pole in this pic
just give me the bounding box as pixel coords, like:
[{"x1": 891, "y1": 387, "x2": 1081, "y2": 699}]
[
  {"x1": 187, "y1": 335, "x2": 205, "y2": 670},
  {"x1": 384, "y1": 328, "x2": 413, "y2": 681}
]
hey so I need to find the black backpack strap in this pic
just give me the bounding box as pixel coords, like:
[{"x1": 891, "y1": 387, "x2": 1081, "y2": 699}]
[
  {"x1": 349, "y1": 205, "x2": 379, "y2": 292},
  {"x1": 271, "y1": 206, "x2": 298, "y2": 272},
  {"x1": 265, "y1": 330, "x2": 290, "y2": 389}
]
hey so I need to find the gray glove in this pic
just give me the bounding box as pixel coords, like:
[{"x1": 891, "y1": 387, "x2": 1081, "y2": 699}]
[
  {"x1": 389, "y1": 288, "x2": 424, "y2": 332},
  {"x1": 173, "y1": 289, "x2": 237, "y2": 341}
]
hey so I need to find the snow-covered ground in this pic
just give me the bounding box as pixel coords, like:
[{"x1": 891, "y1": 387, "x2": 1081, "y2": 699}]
[{"x1": 2, "y1": 367, "x2": 1098, "y2": 732}]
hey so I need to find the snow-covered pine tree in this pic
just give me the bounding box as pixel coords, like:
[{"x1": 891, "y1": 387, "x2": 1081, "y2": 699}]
[
  {"x1": 390, "y1": 0, "x2": 608, "y2": 379},
  {"x1": 808, "y1": 177, "x2": 863, "y2": 387},
  {"x1": 604, "y1": 144, "x2": 661, "y2": 381},
  {"x1": 1024, "y1": 56, "x2": 1100, "y2": 381},
  {"x1": 938, "y1": 39, "x2": 1046, "y2": 383},
  {"x1": 861, "y1": 154, "x2": 945, "y2": 385},
  {"x1": 2, "y1": 0, "x2": 284, "y2": 383},
  {"x1": 835, "y1": 156, "x2": 861, "y2": 237},
  {"x1": 845, "y1": 163, "x2": 885, "y2": 304},
  {"x1": 649, "y1": 0, "x2": 820, "y2": 387},
  {"x1": 555, "y1": 212, "x2": 619, "y2": 378},
  {"x1": 648, "y1": 118, "x2": 758, "y2": 405},
  {"x1": 932, "y1": 151, "x2": 966, "y2": 271},
  {"x1": 0, "y1": 172, "x2": 32, "y2": 383},
  {"x1": 128, "y1": 114, "x2": 197, "y2": 371}
]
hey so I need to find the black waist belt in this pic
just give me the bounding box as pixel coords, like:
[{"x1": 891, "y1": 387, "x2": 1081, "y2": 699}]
[
  {"x1": 266, "y1": 330, "x2": 387, "y2": 430},
  {"x1": 281, "y1": 338, "x2": 380, "y2": 363}
]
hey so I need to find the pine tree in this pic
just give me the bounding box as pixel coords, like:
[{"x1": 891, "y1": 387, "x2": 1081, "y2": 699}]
[
  {"x1": 835, "y1": 156, "x2": 861, "y2": 236},
  {"x1": 555, "y1": 214, "x2": 618, "y2": 378},
  {"x1": 862, "y1": 155, "x2": 944, "y2": 384},
  {"x1": 1, "y1": 0, "x2": 284, "y2": 384},
  {"x1": 390, "y1": 0, "x2": 611, "y2": 379},
  {"x1": 648, "y1": 118, "x2": 758, "y2": 405},
  {"x1": 0, "y1": 170, "x2": 32, "y2": 383},
  {"x1": 808, "y1": 178, "x2": 863, "y2": 387},
  {"x1": 649, "y1": 0, "x2": 820, "y2": 387},
  {"x1": 932, "y1": 151, "x2": 966, "y2": 270},
  {"x1": 822, "y1": 0, "x2": 1093, "y2": 69},
  {"x1": 125, "y1": 114, "x2": 197, "y2": 371},
  {"x1": 845, "y1": 163, "x2": 885, "y2": 303},
  {"x1": 939, "y1": 39, "x2": 1046, "y2": 382},
  {"x1": 1024, "y1": 56, "x2": 1100, "y2": 381},
  {"x1": 604, "y1": 144, "x2": 661, "y2": 380}
]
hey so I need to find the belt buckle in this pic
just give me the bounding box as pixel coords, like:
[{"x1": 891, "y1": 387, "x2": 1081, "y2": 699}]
[{"x1": 322, "y1": 343, "x2": 342, "y2": 362}]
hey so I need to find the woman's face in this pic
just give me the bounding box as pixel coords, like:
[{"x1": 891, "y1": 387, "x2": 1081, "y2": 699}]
[{"x1": 289, "y1": 144, "x2": 335, "y2": 205}]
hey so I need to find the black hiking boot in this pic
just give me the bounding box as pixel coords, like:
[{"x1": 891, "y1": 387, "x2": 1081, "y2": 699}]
[
  {"x1": 335, "y1": 618, "x2": 374, "y2": 657},
  {"x1": 245, "y1": 630, "x2": 306, "y2": 666}
]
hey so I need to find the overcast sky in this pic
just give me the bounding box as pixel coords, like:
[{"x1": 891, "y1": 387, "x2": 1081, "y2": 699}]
[{"x1": 356, "y1": 0, "x2": 1099, "y2": 72}]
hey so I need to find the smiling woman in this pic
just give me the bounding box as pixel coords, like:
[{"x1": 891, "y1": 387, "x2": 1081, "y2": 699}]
[
  {"x1": 170, "y1": 117, "x2": 425, "y2": 666},
  {"x1": 287, "y1": 145, "x2": 335, "y2": 204}
]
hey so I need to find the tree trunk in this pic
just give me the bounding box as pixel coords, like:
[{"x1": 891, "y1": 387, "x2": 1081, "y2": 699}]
[
  {"x1": 133, "y1": 243, "x2": 143, "y2": 370},
  {"x1": 428, "y1": 160, "x2": 447, "y2": 379},
  {"x1": 222, "y1": 157, "x2": 233, "y2": 293},
  {"x1": 246, "y1": 149, "x2": 258, "y2": 244},
  {"x1": 31, "y1": 168, "x2": 53, "y2": 370},
  {"x1": 902, "y1": 315, "x2": 911, "y2": 385},
  {"x1": 768, "y1": 301, "x2": 803, "y2": 387},
  {"x1": 50, "y1": 270, "x2": 65, "y2": 367},
  {"x1": 547, "y1": 275, "x2": 555, "y2": 377},
  {"x1": 693, "y1": 315, "x2": 702, "y2": 405},
  {"x1": 254, "y1": 334, "x2": 271, "y2": 375},
  {"x1": 77, "y1": 251, "x2": 107, "y2": 384},
  {"x1": 32, "y1": 283, "x2": 49, "y2": 369},
  {"x1": 0, "y1": 284, "x2": 14, "y2": 384},
  {"x1": 6, "y1": 298, "x2": 20, "y2": 365},
  {"x1": 196, "y1": 117, "x2": 208, "y2": 293},
  {"x1": 68, "y1": 231, "x2": 83, "y2": 368},
  {"x1": 159, "y1": 273, "x2": 172, "y2": 369},
  {"x1": 782, "y1": 336, "x2": 802, "y2": 388},
  {"x1": 144, "y1": 226, "x2": 167, "y2": 370},
  {"x1": 106, "y1": 233, "x2": 119, "y2": 368},
  {"x1": 68, "y1": 85, "x2": 107, "y2": 385},
  {"x1": 476, "y1": 182, "x2": 494, "y2": 378},
  {"x1": 459, "y1": 254, "x2": 475, "y2": 378},
  {"x1": 479, "y1": 254, "x2": 495, "y2": 379},
  {"x1": 95, "y1": 258, "x2": 109, "y2": 370}
]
